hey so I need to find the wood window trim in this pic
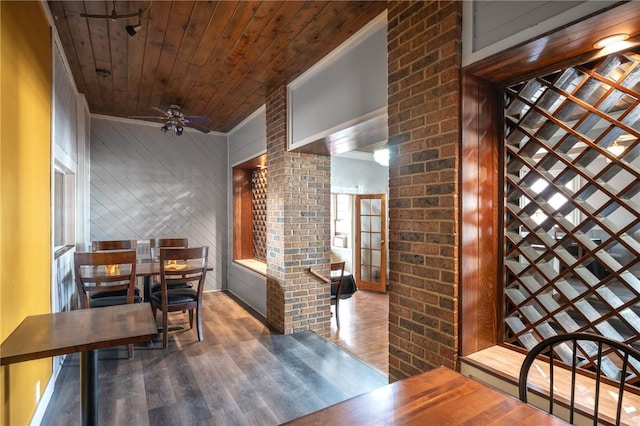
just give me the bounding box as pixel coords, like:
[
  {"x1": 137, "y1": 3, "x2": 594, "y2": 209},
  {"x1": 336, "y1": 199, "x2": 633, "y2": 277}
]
[
  {"x1": 501, "y1": 54, "x2": 640, "y2": 354},
  {"x1": 460, "y1": 72, "x2": 502, "y2": 356},
  {"x1": 233, "y1": 154, "x2": 267, "y2": 264},
  {"x1": 460, "y1": 3, "x2": 640, "y2": 356}
]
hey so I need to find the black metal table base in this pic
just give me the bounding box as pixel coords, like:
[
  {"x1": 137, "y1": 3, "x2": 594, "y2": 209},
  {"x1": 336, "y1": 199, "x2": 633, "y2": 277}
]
[{"x1": 80, "y1": 350, "x2": 98, "y2": 426}]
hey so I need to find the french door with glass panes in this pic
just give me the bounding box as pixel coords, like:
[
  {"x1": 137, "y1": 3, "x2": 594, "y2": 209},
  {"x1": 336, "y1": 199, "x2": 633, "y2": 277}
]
[{"x1": 355, "y1": 194, "x2": 387, "y2": 293}]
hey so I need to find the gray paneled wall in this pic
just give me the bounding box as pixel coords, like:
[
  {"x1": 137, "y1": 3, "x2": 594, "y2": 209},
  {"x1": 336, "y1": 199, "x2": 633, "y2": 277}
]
[
  {"x1": 472, "y1": 1, "x2": 581, "y2": 50},
  {"x1": 463, "y1": 1, "x2": 614, "y2": 66},
  {"x1": 227, "y1": 107, "x2": 268, "y2": 316},
  {"x1": 90, "y1": 117, "x2": 228, "y2": 291},
  {"x1": 288, "y1": 13, "x2": 387, "y2": 147}
]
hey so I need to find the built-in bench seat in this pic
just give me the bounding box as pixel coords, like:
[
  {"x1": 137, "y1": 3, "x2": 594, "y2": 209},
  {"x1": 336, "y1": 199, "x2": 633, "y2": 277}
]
[{"x1": 460, "y1": 345, "x2": 640, "y2": 425}]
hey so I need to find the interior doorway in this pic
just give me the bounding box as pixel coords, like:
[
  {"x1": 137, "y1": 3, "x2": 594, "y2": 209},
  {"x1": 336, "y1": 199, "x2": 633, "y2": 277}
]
[
  {"x1": 355, "y1": 194, "x2": 387, "y2": 293},
  {"x1": 330, "y1": 151, "x2": 389, "y2": 374}
]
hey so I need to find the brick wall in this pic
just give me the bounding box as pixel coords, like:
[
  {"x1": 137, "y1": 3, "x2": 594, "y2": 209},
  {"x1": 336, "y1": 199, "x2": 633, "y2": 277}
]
[
  {"x1": 387, "y1": 1, "x2": 462, "y2": 381},
  {"x1": 265, "y1": 86, "x2": 332, "y2": 336}
]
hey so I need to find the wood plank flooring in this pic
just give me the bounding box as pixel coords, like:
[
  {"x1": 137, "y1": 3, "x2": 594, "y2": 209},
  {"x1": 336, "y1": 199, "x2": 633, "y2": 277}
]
[
  {"x1": 329, "y1": 289, "x2": 389, "y2": 375},
  {"x1": 41, "y1": 292, "x2": 387, "y2": 425}
]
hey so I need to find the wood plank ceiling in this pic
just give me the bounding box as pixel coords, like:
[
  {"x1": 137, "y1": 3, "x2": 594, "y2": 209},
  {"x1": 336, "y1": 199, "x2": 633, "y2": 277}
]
[{"x1": 47, "y1": 1, "x2": 386, "y2": 132}]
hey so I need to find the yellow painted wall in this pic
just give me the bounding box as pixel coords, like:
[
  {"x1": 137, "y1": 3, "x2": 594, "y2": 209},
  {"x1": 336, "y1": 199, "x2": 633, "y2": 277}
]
[{"x1": 1, "y1": 2, "x2": 53, "y2": 425}]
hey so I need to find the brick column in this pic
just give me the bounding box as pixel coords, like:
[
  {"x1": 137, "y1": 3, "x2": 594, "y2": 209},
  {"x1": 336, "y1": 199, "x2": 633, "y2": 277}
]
[
  {"x1": 265, "y1": 86, "x2": 332, "y2": 336},
  {"x1": 387, "y1": 1, "x2": 462, "y2": 381}
]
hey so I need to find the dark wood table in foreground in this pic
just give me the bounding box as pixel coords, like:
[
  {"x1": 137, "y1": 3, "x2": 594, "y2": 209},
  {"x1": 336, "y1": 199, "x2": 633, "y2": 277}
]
[
  {"x1": 1, "y1": 303, "x2": 157, "y2": 426},
  {"x1": 285, "y1": 366, "x2": 568, "y2": 425}
]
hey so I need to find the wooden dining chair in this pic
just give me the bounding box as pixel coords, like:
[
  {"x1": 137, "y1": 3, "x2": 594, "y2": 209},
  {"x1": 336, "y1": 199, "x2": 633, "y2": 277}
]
[
  {"x1": 91, "y1": 239, "x2": 137, "y2": 251},
  {"x1": 149, "y1": 238, "x2": 189, "y2": 293},
  {"x1": 74, "y1": 250, "x2": 142, "y2": 357},
  {"x1": 519, "y1": 332, "x2": 640, "y2": 425},
  {"x1": 150, "y1": 246, "x2": 209, "y2": 348},
  {"x1": 150, "y1": 238, "x2": 188, "y2": 257},
  {"x1": 330, "y1": 261, "x2": 345, "y2": 328},
  {"x1": 91, "y1": 239, "x2": 140, "y2": 300}
]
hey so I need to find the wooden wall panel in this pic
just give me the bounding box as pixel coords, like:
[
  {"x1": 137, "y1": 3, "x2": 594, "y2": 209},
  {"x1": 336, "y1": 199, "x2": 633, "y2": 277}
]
[
  {"x1": 89, "y1": 118, "x2": 228, "y2": 291},
  {"x1": 460, "y1": 72, "x2": 501, "y2": 356}
]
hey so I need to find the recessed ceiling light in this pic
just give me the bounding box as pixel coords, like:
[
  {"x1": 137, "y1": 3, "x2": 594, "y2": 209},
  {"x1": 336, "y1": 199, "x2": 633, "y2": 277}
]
[{"x1": 593, "y1": 33, "x2": 629, "y2": 49}]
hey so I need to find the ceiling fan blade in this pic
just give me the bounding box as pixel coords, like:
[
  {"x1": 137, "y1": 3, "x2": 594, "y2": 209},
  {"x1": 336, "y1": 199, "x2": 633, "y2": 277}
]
[
  {"x1": 184, "y1": 115, "x2": 211, "y2": 123},
  {"x1": 185, "y1": 122, "x2": 211, "y2": 133},
  {"x1": 129, "y1": 115, "x2": 166, "y2": 120},
  {"x1": 152, "y1": 106, "x2": 170, "y2": 116}
]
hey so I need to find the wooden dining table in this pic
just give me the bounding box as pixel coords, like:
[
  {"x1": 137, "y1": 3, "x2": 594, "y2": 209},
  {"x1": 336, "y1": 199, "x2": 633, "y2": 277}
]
[
  {"x1": 284, "y1": 366, "x2": 569, "y2": 425},
  {"x1": 79, "y1": 257, "x2": 212, "y2": 302},
  {"x1": 1, "y1": 303, "x2": 157, "y2": 426}
]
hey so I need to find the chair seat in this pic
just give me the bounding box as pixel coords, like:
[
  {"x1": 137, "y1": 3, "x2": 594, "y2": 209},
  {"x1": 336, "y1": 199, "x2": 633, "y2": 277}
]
[
  {"x1": 150, "y1": 288, "x2": 198, "y2": 305},
  {"x1": 91, "y1": 287, "x2": 140, "y2": 299},
  {"x1": 150, "y1": 282, "x2": 191, "y2": 293},
  {"x1": 89, "y1": 295, "x2": 143, "y2": 308}
]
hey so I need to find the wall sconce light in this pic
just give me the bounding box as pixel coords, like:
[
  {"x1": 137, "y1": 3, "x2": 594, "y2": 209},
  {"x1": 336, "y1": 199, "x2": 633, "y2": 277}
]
[
  {"x1": 594, "y1": 33, "x2": 629, "y2": 49},
  {"x1": 373, "y1": 148, "x2": 389, "y2": 167}
]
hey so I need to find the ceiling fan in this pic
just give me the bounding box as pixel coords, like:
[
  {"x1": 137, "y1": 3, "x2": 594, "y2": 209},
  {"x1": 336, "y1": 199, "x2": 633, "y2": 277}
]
[{"x1": 132, "y1": 105, "x2": 211, "y2": 135}]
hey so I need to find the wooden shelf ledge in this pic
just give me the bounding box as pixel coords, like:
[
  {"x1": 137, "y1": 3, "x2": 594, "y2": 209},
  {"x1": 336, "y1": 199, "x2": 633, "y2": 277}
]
[
  {"x1": 234, "y1": 259, "x2": 266, "y2": 276},
  {"x1": 460, "y1": 345, "x2": 640, "y2": 425}
]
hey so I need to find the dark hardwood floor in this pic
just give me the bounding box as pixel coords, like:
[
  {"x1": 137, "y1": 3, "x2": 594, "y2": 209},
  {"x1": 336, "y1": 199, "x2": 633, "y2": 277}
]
[{"x1": 41, "y1": 292, "x2": 387, "y2": 425}]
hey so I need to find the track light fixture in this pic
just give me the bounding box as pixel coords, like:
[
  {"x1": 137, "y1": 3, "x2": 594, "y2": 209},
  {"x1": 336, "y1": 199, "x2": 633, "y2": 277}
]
[
  {"x1": 125, "y1": 11, "x2": 143, "y2": 37},
  {"x1": 80, "y1": 1, "x2": 151, "y2": 37}
]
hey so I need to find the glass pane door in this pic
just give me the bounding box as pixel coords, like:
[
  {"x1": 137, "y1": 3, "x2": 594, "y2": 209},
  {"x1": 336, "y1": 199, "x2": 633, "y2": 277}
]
[{"x1": 356, "y1": 194, "x2": 386, "y2": 293}]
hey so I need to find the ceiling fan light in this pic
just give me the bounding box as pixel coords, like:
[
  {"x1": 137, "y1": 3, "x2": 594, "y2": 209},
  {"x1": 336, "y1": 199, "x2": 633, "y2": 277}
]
[
  {"x1": 176, "y1": 126, "x2": 184, "y2": 136},
  {"x1": 161, "y1": 124, "x2": 171, "y2": 133}
]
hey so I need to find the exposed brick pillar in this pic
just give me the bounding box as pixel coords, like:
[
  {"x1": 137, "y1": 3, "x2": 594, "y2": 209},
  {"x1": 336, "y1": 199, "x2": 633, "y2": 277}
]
[
  {"x1": 265, "y1": 86, "x2": 332, "y2": 336},
  {"x1": 387, "y1": 1, "x2": 462, "y2": 381}
]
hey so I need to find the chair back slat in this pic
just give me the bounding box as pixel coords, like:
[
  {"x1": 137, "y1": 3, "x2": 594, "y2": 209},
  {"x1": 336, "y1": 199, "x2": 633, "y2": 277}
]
[
  {"x1": 329, "y1": 261, "x2": 345, "y2": 328},
  {"x1": 150, "y1": 238, "x2": 188, "y2": 259},
  {"x1": 593, "y1": 342, "x2": 603, "y2": 426},
  {"x1": 570, "y1": 341, "x2": 577, "y2": 424},
  {"x1": 549, "y1": 349, "x2": 555, "y2": 415},
  {"x1": 617, "y1": 353, "x2": 630, "y2": 426},
  {"x1": 158, "y1": 247, "x2": 208, "y2": 300},
  {"x1": 74, "y1": 250, "x2": 137, "y2": 308},
  {"x1": 92, "y1": 240, "x2": 137, "y2": 251},
  {"x1": 330, "y1": 261, "x2": 345, "y2": 296},
  {"x1": 151, "y1": 246, "x2": 208, "y2": 348}
]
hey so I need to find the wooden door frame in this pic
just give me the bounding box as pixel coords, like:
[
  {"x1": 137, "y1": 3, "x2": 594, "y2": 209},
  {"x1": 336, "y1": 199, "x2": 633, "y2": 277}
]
[{"x1": 355, "y1": 194, "x2": 387, "y2": 293}]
